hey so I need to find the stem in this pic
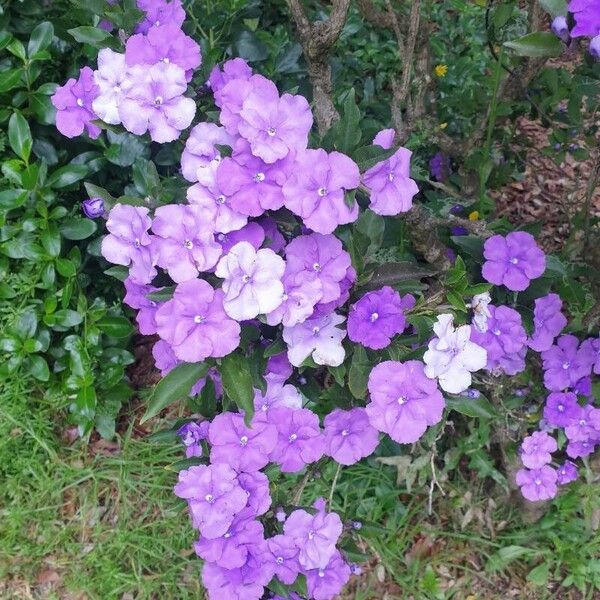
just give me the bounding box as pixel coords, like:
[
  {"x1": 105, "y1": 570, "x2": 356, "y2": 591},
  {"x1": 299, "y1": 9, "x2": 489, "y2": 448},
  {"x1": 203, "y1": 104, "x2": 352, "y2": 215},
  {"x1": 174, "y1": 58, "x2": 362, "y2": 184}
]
[{"x1": 328, "y1": 464, "x2": 342, "y2": 508}]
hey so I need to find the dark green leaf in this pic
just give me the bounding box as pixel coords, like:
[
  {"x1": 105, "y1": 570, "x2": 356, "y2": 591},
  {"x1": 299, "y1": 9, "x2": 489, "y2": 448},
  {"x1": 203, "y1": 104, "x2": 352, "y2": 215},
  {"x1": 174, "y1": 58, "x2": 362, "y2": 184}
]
[
  {"x1": 68, "y1": 26, "x2": 113, "y2": 47},
  {"x1": 0, "y1": 189, "x2": 27, "y2": 210},
  {"x1": 235, "y1": 30, "x2": 268, "y2": 61},
  {"x1": 504, "y1": 32, "x2": 564, "y2": 58},
  {"x1": 25, "y1": 355, "x2": 50, "y2": 381},
  {"x1": 28, "y1": 22, "x2": 54, "y2": 57},
  {"x1": 47, "y1": 164, "x2": 88, "y2": 188},
  {"x1": 60, "y1": 218, "x2": 97, "y2": 240},
  {"x1": 539, "y1": 0, "x2": 567, "y2": 16},
  {"x1": 220, "y1": 352, "x2": 255, "y2": 425},
  {"x1": 8, "y1": 112, "x2": 32, "y2": 162},
  {"x1": 0, "y1": 69, "x2": 24, "y2": 93},
  {"x1": 445, "y1": 394, "x2": 497, "y2": 419},
  {"x1": 332, "y1": 88, "x2": 362, "y2": 154},
  {"x1": 97, "y1": 315, "x2": 134, "y2": 338},
  {"x1": 348, "y1": 345, "x2": 370, "y2": 399},
  {"x1": 41, "y1": 223, "x2": 61, "y2": 257},
  {"x1": 141, "y1": 362, "x2": 210, "y2": 424},
  {"x1": 352, "y1": 144, "x2": 396, "y2": 171}
]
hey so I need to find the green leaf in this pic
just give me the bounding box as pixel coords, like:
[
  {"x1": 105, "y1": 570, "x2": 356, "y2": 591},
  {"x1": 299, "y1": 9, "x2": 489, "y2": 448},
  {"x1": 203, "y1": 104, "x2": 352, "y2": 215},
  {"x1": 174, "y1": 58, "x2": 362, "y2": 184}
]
[
  {"x1": 25, "y1": 355, "x2": 50, "y2": 381},
  {"x1": 352, "y1": 144, "x2": 396, "y2": 171},
  {"x1": 0, "y1": 69, "x2": 24, "y2": 93},
  {"x1": 55, "y1": 258, "x2": 77, "y2": 277},
  {"x1": 52, "y1": 309, "x2": 84, "y2": 328},
  {"x1": 527, "y1": 562, "x2": 550, "y2": 586},
  {"x1": 492, "y1": 4, "x2": 513, "y2": 29},
  {"x1": 41, "y1": 223, "x2": 61, "y2": 257},
  {"x1": 28, "y1": 22, "x2": 54, "y2": 57},
  {"x1": 539, "y1": 0, "x2": 567, "y2": 16},
  {"x1": 348, "y1": 345, "x2": 370, "y2": 399},
  {"x1": 445, "y1": 394, "x2": 496, "y2": 419},
  {"x1": 7, "y1": 39, "x2": 26, "y2": 61},
  {"x1": 96, "y1": 315, "x2": 134, "y2": 338},
  {"x1": 332, "y1": 88, "x2": 362, "y2": 154},
  {"x1": 68, "y1": 26, "x2": 113, "y2": 47},
  {"x1": 8, "y1": 112, "x2": 32, "y2": 162},
  {"x1": 47, "y1": 164, "x2": 88, "y2": 188},
  {"x1": 504, "y1": 32, "x2": 564, "y2": 58},
  {"x1": 355, "y1": 210, "x2": 385, "y2": 255},
  {"x1": 60, "y1": 218, "x2": 97, "y2": 240},
  {"x1": 0, "y1": 189, "x2": 27, "y2": 210},
  {"x1": 220, "y1": 352, "x2": 255, "y2": 425},
  {"x1": 141, "y1": 362, "x2": 209, "y2": 424}
]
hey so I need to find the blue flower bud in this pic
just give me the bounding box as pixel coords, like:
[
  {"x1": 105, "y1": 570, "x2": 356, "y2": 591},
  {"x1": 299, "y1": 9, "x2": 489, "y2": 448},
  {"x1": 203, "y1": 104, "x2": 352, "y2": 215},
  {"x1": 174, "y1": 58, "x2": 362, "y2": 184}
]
[
  {"x1": 551, "y1": 16, "x2": 569, "y2": 42},
  {"x1": 82, "y1": 197, "x2": 105, "y2": 219}
]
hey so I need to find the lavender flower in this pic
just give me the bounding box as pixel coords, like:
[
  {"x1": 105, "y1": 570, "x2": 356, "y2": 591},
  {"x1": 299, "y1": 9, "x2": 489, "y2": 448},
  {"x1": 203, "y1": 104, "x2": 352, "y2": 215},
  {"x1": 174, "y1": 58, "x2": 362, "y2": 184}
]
[
  {"x1": 347, "y1": 287, "x2": 413, "y2": 350},
  {"x1": 372, "y1": 128, "x2": 395, "y2": 149},
  {"x1": 92, "y1": 49, "x2": 129, "y2": 125},
  {"x1": 135, "y1": 0, "x2": 186, "y2": 34},
  {"x1": 178, "y1": 421, "x2": 209, "y2": 458},
  {"x1": 266, "y1": 534, "x2": 302, "y2": 585},
  {"x1": 482, "y1": 232, "x2": 546, "y2": 291},
  {"x1": 123, "y1": 278, "x2": 161, "y2": 335},
  {"x1": 541, "y1": 334, "x2": 595, "y2": 391},
  {"x1": 516, "y1": 466, "x2": 558, "y2": 501},
  {"x1": 238, "y1": 471, "x2": 271, "y2": 517},
  {"x1": 568, "y1": 0, "x2": 600, "y2": 38},
  {"x1": 470, "y1": 292, "x2": 492, "y2": 333},
  {"x1": 187, "y1": 181, "x2": 248, "y2": 234},
  {"x1": 528, "y1": 293, "x2": 567, "y2": 352},
  {"x1": 82, "y1": 197, "x2": 105, "y2": 219},
  {"x1": 208, "y1": 58, "x2": 252, "y2": 93},
  {"x1": 366, "y1": 360, "x2": 445, "y2": 444},
  {"x1": 323, "y1": 407, "x2": 380, "y2": 465},
  {"x1": 551, "y1": 16, "x2": 570, "y2": 41},
  {"x1": 543, "y1": 392, "x2": 581, "y2": 427},
  {"x1": 253, "y1": 378, "x2": 302, "y2": 417},
  {"x1": 557, "y1": 460, "x2": 578, "y2": 484},
  {"x1": 520, "y1": 431, "x2": 557, "y2": 469},
  {"x1": 581, "y1": 336, "x2": 600, "y2": 375},
  {"x1": 429, "y1": 152, "x2": 449, "y2": 181},
  {"x1": 265, "y1": 273, "x2": 322, "y2": 327},
  {"x1": 305, "y1": 550, "x2": 352, "y2": 600},
  {"x1": 216, "y1": 222, "x2": 265, "y2": 255}
]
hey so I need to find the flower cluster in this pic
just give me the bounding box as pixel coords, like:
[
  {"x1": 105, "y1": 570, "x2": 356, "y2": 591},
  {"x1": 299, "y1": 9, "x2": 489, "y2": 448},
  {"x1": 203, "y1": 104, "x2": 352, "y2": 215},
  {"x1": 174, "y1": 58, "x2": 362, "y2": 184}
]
[{"x1": 550, "y1": 0, "x2": 600, "y2": 58}]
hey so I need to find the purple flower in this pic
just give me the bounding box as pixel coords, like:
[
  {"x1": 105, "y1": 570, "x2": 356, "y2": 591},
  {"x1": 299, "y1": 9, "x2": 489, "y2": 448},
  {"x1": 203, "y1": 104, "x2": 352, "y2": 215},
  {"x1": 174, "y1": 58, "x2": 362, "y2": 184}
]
[
  {"x1": 363, "y1": 147, "x2": 419, "y2": 215},
  {"x1": 566, "y1": 439, "x2": 596, "y2": 459},
  {"x1": 201, "y1": 541, "x2": 274, "y2": 600},
  {"x1": 581, "y1": 337, "x2": 600, "y2": 375},
  {"x1": 152, "y1": 204, "x2": 222, "y2": 282},
  {"x1": 551, "y1": 15, "x2": 570, "y2": 41},
  {"x1": 323, "y1": 408, "x2": 380, "y2": 465},
  {"x1": 208, "y1": 58, "x2": 253, "y2": 93},
  {"x1": 283, "y1": 149, "x2": 360, "y2": 234},
  {"x1": 429, "y1": 152, "x2": 449, "y2": 181},
  {"x1": 123, "y1": 278, "x2": 160, "y2": 334},
  {"x1": 237, "y1": 81, "x2": 312, "y2": 163},
  {"x1": 528, "y1": 293, "x2": 567, "y2": 352},
  {"x1": 591, "y1": 34, "x2": 600, "y2": 58},
  {"x1": 52, "y1": 67, "x2": 100, "y2": 139},
  {"x1": 265, "y1": 272, "x2": 323, "y2": 327},
  {"x1": 155, "y1": 279, "x2": 241, "y2": 362},
  {"x1": 253, "y1": 379, "x2": 302, "y2": 417},
  {"x1": 283, "y1": 312, "x2": 346, "y2": 367},
  {"x1": 557, "y1": 460, "x2": 578, "y2": 484},
  {"x1": 256, "y1": 216, "x2": 286, "y2": 253},
  {"x1": 92, "y1": 49, "x2": 129, "y2": 125},
  {"x1": 186, "y1": 181, "x2": 248, "y2": 234},
  {"x1": 347, "y1": 287, "x2": 413, "y2": 350},
  {"x1": 568, "y1": 0, "x2": 600, "y2": 37},
  {"x1": 181, "y1": 122, "x2": 235, "y2": 183},
  {"x1": 283, "y1": 503, "x2": 343, "y2": 570},
  {"x1": 125, "y1": 23, "x2": 201, "y2": 80},
  {"x1": 194, "y1": 513, "x2": 263, "y2": 569},
  {"x1": 216, "y1": 74, "x2": 268, "y2": 134},
  {"x1": 135, "y1": 0, "x2": 186, "y2": 34},
  {"x1": 119, "y1": 63, "x2": 195, "y2": 143},
  {"x1": 305, "y1": 551, "x2": 352, "y2": 600},
  {"x1": 173, "y1": 463, "x2": 247, "y2": 538},
  {"x1": 101, "y1": 204, "x2": 156, "y2": 284},
  {"x1": 82, "y1": 197, "x2": 105, "y2": 219},
  {"x1": 373, "y1": 128, "x2": 395, "y2": 149},
  {"x1": 482, "y1": 232, "x2": 546, "y2": 291},
  {"x1": 543, "y1": 392, "x2": 581, "y2": 427},
  {"x1": 366, "y1": 360, "x2": 445, "y2": 444},
  {"x1": 268, "y1": 407, "x2": 325, "y2": 472},
  {"x1": 215, "y1": 242, "x2": 285, "y2": 321},
  {"x1": 516, "y1": 466, "x2": 558, "y2": 501},
  {"x1": 265, "y1": 352, "x2": 293, "y2": 382},
  {"x1": 266, "y1": 534, "x2": 301, "y2": 584},
  {"x1": 541, "y1": 334, "x2": 595, "y2": 391},
  {"x1": 564, "y1": 405, "x2": 600, "y2": 442},
  {"x1": 470, "y1": 305, "x2": 528, "y2": 375},
  {"x1": 209, "y1": 412, "x2": 277, "y2": 472},
  {"x1": 178, "y1": 421, "x2": 209, "y2": 458},
  {"x1": 520, "y1": 431, "x2": 557, "y2": 469},
  {"x1": 216, "y1": 141, "x2": 290, "y2": 216},
  {"x1": 238, "y1": 471, "x2": 271, "y2": 516},
  {"x1": 313, "y1": 264, "x2": 356, "y2": 316},
  {"x1": 216, "y1": 222, "x2": 265, "y2": 255}
]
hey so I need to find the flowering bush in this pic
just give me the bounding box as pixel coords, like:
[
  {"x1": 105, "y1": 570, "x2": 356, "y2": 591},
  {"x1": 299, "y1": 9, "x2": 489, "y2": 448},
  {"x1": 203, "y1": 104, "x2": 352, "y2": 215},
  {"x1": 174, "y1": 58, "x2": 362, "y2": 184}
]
[{"x1": 2, "y1": 0, "x2": 593, "y2": 596}]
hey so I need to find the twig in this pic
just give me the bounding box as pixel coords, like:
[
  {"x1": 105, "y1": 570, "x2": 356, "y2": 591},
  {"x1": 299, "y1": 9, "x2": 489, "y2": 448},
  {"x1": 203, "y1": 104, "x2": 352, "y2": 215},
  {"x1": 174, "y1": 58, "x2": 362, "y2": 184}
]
[
  {"x1": 292, "y1": 470, "x2": 312, "y2": 506},
  {"x1": 583, "y1": 151, "x2": 600, "y2": 254}
]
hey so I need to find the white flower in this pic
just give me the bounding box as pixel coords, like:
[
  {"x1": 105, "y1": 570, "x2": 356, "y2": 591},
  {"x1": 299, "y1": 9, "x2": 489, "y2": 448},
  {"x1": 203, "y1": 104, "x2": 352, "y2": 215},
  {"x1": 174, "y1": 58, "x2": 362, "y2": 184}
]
[
  {"x1": 470, "y1": 292, "x2": 492, "y2": 333},
  {"x1": 283, "y1": 313, "x2": 346, "y2": 367},
  {"x1": 423, "y1": 313, "x2": 487, "y2": 394},
  {"x1": 92, "y1": 49, "x2": 129, "y2": 125},
  {"x1": 215, "y1": 241, "x2": 285, "y2": 321}
]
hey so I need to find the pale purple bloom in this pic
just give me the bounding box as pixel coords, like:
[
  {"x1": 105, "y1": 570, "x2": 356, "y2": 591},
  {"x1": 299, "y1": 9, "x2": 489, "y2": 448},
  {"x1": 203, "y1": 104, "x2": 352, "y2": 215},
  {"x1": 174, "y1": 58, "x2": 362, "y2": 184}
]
[
  {"x1": 152, "y1": 204, "x2": 221, "y2": 282},
  {"x1": 173, "y1": 463, "x2": 247, "y2": 538},
  {"x1": 516, "y1": 466, "x2": 558, "y2": 501},
  {"x1": 306, "y1": 550, "x2": 352, "y2": 600},
  {"x1": 470, "y1": 305, "x2": 527, "y2": 375},
  {"x1": 551, "y1": 16, "x2": 570, "y2": 41},
  {"x1": 82, "y1": 197, "x2": 105, "y2": 219},
  {"x1": 566, "y1": 439, "x2": 596, "y2": 459},
  {"x1": 323, "y1": 407, "x2": 380, "y2": 465},
  {"x1": 283, "y1": 312, "x2": 346, "y2": 367},
  {"x1": 423, "y1": 314, "x2": 487, "y2": 394},
  {"x1": 591, "y1": 34, "x2": 600, "y2": 58},
  {"x1": 265, "y1": 352, "x2": 293, "y2": 383},
  {"x1": 568, "y1": 0, "x2": 600, "y2": 37},
  {"x1": 123, "y1": 278, "x2": 160, "y2": 335},
  {"x1": 181, "y1": 122, "x2": 235, "y2": 183},
  {"x1": 238, "y1": 471, "x2": 271, "y2": 516},
  {"x1": 237, "y1": 80, "x2": 312, "y2": 163},
  {"x1": 283, "y1": 503, "x2": 343, "y2": 570},
  {"x1": 208, "y1": 58, "x2": 253, "y2": 93},
  {"x1": 152, "y1": 339, "x2": 178, "y2": 374},
  {"x1": 101, "y1": 204, "x2": 156, "y2": 284},
  {"x1": 52, "y1": 67, "x2": 100, "y2": 139},
  {"x1": 216, "y1": 74, "x2": 269, "y2": 134},
  {"x1": 268, "y1": 407, "x2": 325, "y2": 472},
  {"x1": 119, "y1": 63, "x2": 195, "y2": 143},
  {"x1": 284, "y1": 233, "x2": 352, "y2": 304},
  {"x1": 178, "y1": 421, "x2": 209, "y2": 458},
  {"x1": 528, "y1": 293, "x2": 567, "y2": 352},
  {"x1": 266, "y1": 534, "x2": 301, "y2": 585},
  {"x1": 482, "y1": 232, "x2": 546, "y2": 291},
  {"x1": 125, "y1": 23, "x2": 201, "y2": 80},
  {"x1": 366, "y1": 360, "x2": 445, "y2": 444},
  {"x1": 557, "y1": 460, "x2": 578, "y2": 484},
  {"x1": 283, "y1": 149, "x2": 360, "y2": 234},
  {"x1": 209, "y1": 412, "x2": 277, "y2": 472},
  {"x1": 92, "y1": 49, "x2": 129, "y2": 125},
  {"x1": 216, "y1": 222, "x2": 265, "y2": 255},
  {"x1": 470, "y1": 292, "x2": 492, "y2": 333},
  {"x1": 575, "y1": 376, "x2": 593, "y2": 397},
  {"x1": 564, "y1": 405, "x2": 600, "y2": 442},
  {"x1": 215, "y1": 241, "x2": 285, "y2": 320},
  {"x1": 543, "y1": 392, "x2": 581, "y2": 427},
  {"x1": 520, "y1": 431, "x2": 557, "y2": 469},
  {"x1": 194, "y1": 513, "x2": 263, "y2": 569},
  {"x1": 541, "y1": 334, "x2": 595, "y2": 391},
  {"x1": 265, "y1": 272, "x2": 322, "y2": 327},
  {"x1": 314, "y1": 265, "x2": 357, "y2": 316},
  {"x1": 373, "y1": 128, "x2": 395, "y2": 149},
  {"x1": 201, "y1": 542, "x2": 274, "y2": 600},
  {"x1": 363, "y1": 147, "x2": 419, "y2": 215},
  {"x1": 256, "y1": 216, "x2": 286, "y2": 253},
  {"x1": 253, "y1": 379, "x2": 302, "y2": 417},
  {"x1": 580, "y1": 337, "x2": 600, "y2": 374},
  {"x1": 186, "y1": 181, "x2": 248, "y2": 234},
  {"x1": 135, "y1": 0, "x2": 186, "y2": 34},
  {"x1": 347, "y1": 287, "x2": 413, "y2": 350},
  {"x1": 155, "y1": 279, "x2": 240, "y2": 362}
]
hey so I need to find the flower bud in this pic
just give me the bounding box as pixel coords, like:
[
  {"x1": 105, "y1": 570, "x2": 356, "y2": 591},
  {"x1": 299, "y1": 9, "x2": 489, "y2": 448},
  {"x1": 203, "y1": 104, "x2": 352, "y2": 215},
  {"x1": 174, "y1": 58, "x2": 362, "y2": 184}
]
[
  {"x1": 551, "y1": 16, "x2": 569, "y2": 42},
  {"x1": 82, "y1": 197, "x2": 105, "y2": 219},
  {"x1": 590, "y1": 34, "x2": 600, "y2": 59}
]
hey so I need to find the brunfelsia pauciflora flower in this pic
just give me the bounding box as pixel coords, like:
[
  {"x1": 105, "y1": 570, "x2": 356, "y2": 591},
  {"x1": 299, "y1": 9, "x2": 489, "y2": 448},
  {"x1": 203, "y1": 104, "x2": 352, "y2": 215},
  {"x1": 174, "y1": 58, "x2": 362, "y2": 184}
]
[{"x1": 52, "y1": 1, "x2": 600, "y2": 598}]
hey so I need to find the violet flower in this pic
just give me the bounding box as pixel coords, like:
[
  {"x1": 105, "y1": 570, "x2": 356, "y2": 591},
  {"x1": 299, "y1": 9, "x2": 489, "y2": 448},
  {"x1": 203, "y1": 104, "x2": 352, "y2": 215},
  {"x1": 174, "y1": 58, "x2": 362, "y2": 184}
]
[
  {"x1": 516, "y1": 466, "x2": 558, "y2": 501},
  {"x1": 528, "y1": 293, "x2": 567, "y2": 352},
  {"x1": 543, "y1": 392, "x2": 581, "y2": 428},
  {"x1": 186, "y1": 181, "x2": 248, "y2": 234},
  {"x1": 541, "y1": 334, "x2": 595, "y2": 391},
  {"x1": 568, "y1": 0, "x2": 600, "y2": 38},
  {"x1": 323, "y1": 407, "x2": 380, "y2": 465},
  {"x1": 305, "y1": 550, "x2": 352, "y2": 600},
  {"x1": 238, "y1": 471, "x2": 271, "y2": 517},
  {"x1": 82, "y1": 197, "x2": 105, "y2": 219},
  {"x1": 208, "y1": 58, "x2": 252, "y2": 94},
  {"x1": 266, "y1": 534, "x2": 302, "y2": 585},
  {"x1": 135, "y1": 0, "x2": 186, "y2": 34},
  {"x1": 520, "y1": 431, "x2": 557, "y2": 469},
  {"x1": 557, "y1": 460, "x2": 578, "y2": 484},
  {"x1": 123, "y1": 278, "x2": 161, "y2": 335}
]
